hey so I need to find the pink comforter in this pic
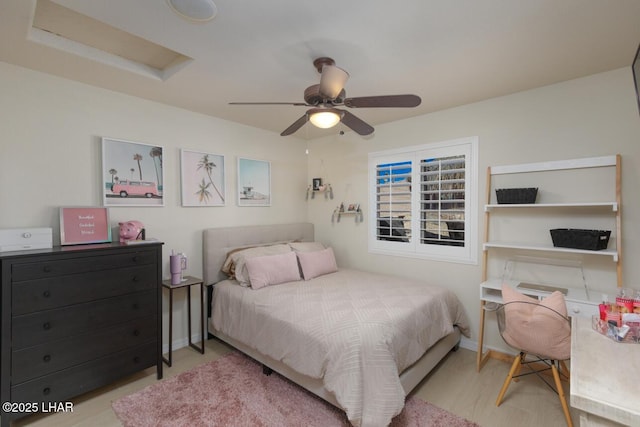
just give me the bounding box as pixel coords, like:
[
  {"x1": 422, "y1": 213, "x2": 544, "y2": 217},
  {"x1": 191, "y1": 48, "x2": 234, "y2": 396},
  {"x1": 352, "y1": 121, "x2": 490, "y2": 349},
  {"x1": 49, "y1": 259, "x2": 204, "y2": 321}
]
[{"x1": 211, "y1": 268, "x2": 470, "y2": 427}]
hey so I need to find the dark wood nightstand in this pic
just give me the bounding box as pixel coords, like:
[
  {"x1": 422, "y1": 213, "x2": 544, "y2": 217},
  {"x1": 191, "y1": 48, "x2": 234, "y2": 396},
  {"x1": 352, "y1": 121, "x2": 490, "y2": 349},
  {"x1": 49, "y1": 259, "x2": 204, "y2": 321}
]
[{"x1": 161, "y1": 275, "x2": 205, "y2": 366}]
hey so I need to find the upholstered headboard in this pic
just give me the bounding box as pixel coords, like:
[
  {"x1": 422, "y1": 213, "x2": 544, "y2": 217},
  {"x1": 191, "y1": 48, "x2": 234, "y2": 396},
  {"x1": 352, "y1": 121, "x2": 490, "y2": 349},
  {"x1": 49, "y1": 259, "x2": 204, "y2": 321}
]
[{"x1": 202, "y1": 222, "x2": 314, "y2": 285}]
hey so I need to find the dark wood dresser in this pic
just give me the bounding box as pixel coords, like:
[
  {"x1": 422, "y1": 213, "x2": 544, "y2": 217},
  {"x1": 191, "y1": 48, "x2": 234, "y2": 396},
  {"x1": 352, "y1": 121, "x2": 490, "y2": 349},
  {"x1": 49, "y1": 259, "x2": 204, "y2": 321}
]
[{"x1": 0, "y1": 242, "x2": 163, "y2": 426}]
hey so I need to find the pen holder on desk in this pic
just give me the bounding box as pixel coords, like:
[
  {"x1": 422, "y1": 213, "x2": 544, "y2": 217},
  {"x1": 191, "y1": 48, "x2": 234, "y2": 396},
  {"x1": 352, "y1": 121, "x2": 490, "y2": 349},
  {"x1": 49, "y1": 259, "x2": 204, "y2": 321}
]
[{"x1": 170, "y1": 253, "x2": 187, "y2": 285}]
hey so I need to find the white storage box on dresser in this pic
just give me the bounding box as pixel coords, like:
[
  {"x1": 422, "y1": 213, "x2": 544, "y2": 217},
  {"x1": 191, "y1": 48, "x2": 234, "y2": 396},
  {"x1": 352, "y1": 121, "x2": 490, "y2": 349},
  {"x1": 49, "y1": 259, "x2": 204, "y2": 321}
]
[
  {"x1": 0, "y1": 228, "x2": 52, "y2": 252},
  {"x1": 0, "y1": 242, "x2": 163, "y2": 427}
]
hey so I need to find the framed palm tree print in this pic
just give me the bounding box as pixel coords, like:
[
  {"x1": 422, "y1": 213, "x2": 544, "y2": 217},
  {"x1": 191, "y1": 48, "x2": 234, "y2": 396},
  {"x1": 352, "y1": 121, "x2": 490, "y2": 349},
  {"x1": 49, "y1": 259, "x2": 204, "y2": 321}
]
[
  {"x1": 237, "y1": 157, "x2": 270, "y2": 206},
  {"x1": 180, "y1": 149, "x2": 226, "y2": 206},
  {"x1": 102, "y1": 138, "x2": 164, "y2": 207}
]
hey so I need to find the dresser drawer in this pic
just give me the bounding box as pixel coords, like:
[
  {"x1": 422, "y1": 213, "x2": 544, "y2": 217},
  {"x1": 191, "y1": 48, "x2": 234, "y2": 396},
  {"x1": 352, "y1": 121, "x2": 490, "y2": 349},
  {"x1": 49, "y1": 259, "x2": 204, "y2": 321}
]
[
  {"x1": 11, "y1": 315, "x2": 157, "y2": 384},
  {"x1": 10, "y1": 341, "x2": 157, "y2": 405},
  {"x1": 12, "y1": 265, "x2": 157, "y2": 315},
  {"x1": 10, "y1": 250, "x2": 157, "y2": 282},
  {"x1": 12, "y1": 290, "x2": 156, "y2": 349}
]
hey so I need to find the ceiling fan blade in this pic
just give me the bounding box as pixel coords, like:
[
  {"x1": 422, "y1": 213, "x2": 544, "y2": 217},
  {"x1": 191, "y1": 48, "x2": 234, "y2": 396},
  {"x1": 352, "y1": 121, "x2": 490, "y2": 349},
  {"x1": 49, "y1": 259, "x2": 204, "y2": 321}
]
[
  {"x1": 319, "y1": 65, "x2": 350, "y2": 99},
  {"x1": 280, "y1": 114, "x2": 309, "y2": 136},
  {"x1": 344, "y1": 94, "x2": 421, "y2": 108},
  {"x1": 229, "y1": 102, "x2": 308, "y2": 106},
  {"x1": 341, "y1": 111, "x2": 374, "y2": 136}
]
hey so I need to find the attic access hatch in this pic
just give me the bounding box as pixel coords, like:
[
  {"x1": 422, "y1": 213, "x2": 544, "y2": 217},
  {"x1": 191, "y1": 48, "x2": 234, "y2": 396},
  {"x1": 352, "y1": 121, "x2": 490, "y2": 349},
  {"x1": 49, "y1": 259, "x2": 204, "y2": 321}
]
[{"x1": 29, "y1": 0, "x2": 193, "y2": 80}]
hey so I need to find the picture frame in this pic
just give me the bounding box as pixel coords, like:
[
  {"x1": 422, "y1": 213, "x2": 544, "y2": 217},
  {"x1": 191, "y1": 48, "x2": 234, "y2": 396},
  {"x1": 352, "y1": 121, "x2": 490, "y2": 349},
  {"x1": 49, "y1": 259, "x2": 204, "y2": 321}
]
[
  {"x1": 237, "y1": 157, "x2": 271, "y2": 206},
  {"x1": 60, "y1": 207, "x2": 112, "y2": 245},
  {"x1": 180, "y1": 149, "x2": 225, "y2": 206},
  {"x1": 102, "y1": 137, "x2": 164, "y2": 207},
  {"x1": 312, "y1": 178, "x2": 322, "y2": 191}
]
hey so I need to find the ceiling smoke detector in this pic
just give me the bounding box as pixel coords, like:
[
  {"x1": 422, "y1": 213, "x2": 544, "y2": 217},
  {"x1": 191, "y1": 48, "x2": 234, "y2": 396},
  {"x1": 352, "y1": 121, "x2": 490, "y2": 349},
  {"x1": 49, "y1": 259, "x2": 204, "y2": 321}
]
[{"x1": 167, "y1": 0, "x2": 217, "y2": 22}]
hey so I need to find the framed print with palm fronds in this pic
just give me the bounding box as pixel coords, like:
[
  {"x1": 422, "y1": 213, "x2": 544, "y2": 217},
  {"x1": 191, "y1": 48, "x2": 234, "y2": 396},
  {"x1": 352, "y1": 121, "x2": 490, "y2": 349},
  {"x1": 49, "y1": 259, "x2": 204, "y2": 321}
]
[
  {"x1": 102, "y1": 138, "x2": 164, "y2": 207},
  {"x1": 180, "y1": 149, "x2": 225, "y2": 206}
]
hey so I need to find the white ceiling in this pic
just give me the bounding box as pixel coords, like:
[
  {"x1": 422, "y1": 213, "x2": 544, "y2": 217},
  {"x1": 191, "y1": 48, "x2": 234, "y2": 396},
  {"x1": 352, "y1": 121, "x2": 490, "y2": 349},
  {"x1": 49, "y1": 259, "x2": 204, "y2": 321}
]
[{"x1": 1, "y1": 0, "x2": 639, "y2": 139}]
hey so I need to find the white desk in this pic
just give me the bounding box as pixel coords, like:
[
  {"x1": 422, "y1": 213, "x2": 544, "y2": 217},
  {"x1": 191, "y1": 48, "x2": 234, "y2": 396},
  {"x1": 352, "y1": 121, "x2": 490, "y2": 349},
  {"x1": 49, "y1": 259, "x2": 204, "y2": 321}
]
[
  {"x1": 570, "y1": 316, "x2": 640, "y2": 426},
  {"x1": 481, "y1": 279, "x2": 603, "y2": 317}
]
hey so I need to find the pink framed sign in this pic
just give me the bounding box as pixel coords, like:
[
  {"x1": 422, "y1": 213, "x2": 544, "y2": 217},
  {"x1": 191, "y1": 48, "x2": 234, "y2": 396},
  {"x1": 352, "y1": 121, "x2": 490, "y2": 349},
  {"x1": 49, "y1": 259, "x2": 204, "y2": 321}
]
[{"x1": 59, "y1": 207, "x2": 112, "y2": 245}]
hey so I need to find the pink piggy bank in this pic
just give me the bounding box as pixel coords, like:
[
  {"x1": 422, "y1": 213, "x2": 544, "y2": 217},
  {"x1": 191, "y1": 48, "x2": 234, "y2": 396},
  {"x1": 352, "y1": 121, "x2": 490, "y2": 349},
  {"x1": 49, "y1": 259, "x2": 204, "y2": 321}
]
[{"x1": 119, "y1": 220, "x2": 145, "y2": 242}]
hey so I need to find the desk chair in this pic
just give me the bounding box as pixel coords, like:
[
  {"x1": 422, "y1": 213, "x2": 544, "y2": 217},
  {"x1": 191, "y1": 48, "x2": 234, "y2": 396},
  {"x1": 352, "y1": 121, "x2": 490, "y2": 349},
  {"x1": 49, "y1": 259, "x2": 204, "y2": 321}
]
[{"x1": 495, "y1": 284, "x2": 573, "y2": 427}]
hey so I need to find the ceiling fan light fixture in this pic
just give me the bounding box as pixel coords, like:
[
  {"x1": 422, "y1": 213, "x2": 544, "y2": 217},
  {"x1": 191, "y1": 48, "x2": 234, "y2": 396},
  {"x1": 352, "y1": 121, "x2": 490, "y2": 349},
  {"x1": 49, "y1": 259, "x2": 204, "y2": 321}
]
[
  {"x1": 167, "y1": 0, "x2": 217, "y2": 22},
  {"x1": 309, "y1": 110, "x2": 342, "y2": 129}
]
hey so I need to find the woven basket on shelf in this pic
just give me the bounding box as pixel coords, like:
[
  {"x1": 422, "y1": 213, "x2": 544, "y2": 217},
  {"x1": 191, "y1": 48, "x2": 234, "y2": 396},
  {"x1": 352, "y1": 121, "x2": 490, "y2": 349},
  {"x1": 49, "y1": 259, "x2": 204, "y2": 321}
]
[
  {"x1": 495, "y1": 187, "x2": 538, "y2": 204},
  {"x1": 550, "y1": 228, "x2": 611, "y2": 251}
]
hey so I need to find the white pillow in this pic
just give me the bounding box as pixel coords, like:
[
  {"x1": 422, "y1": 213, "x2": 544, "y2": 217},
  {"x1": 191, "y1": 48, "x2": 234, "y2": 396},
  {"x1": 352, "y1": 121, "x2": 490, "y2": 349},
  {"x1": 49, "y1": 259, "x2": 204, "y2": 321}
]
[
  {"x1": 225, "y1": 244, "x2": 292, "y2": 285},
  {"x1": 221, "y1": 241, "x2": 291, "y2": 275},
  {"x1": 245, "y1": 251, "x2": 301, "y2": 289},
  {"x1": 289, "y1": 241, "x2": 325, "y2": 252},
  {"x1": 296, "y1": 247, "x2": 338, "y2": 280}
]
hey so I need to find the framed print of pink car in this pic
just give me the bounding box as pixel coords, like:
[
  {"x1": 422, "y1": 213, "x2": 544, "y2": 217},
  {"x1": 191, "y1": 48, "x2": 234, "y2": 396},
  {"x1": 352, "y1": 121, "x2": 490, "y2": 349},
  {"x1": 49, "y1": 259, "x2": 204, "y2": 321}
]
[{"x1": 112, "y1": 180, "x2": 159, "y2": 198}]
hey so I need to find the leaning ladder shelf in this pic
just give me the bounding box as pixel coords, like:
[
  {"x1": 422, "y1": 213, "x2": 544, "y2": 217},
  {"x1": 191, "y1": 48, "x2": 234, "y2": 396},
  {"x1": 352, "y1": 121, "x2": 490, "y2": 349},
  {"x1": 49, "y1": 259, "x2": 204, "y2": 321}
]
[{"x1": 476, "y1": 154, "x2": 622, "y2": 371}]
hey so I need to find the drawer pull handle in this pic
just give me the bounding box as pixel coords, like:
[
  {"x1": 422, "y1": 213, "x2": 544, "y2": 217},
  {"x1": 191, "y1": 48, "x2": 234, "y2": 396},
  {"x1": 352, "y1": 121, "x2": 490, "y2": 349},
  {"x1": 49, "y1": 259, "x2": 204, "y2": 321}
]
[
  {"x1": 43, "y1": 266, "x2": 52, "y2": 273},
  {"x1": 132, "y1": 303, "x2": 139, "y2": 310},
  {"x1": 132, "y1": 276, "x2": 139, "y2": 282},
  {"x1": 43, "y1": 387, "x2": 51, "y2": 396},
  {"x1": 43, "y1": 290, "x2": 51, "y2": 298},
  {"x1": 132, "y1": 256, "x2": 139, "y2": 263},
  {"x1": 133, "y1": 330, "x2": 140, "y2": 336},
  {"x1": 43, "y1": 322, "x2": 51, "y2": 330},
  {"x1": 133, "y1": 356, "x2": 140, "y2": 364},
  {"x1": 43, "y1": 354, "x2": 51, "y2": 363}
]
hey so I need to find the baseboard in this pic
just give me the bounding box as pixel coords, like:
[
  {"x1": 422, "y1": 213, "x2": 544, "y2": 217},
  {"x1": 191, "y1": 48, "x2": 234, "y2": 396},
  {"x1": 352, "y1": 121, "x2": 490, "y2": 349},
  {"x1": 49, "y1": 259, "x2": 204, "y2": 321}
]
[
  {"x1": 162, "y1": 332, "x2": 204, "y2": 354},
  {"x1": 458, "y1": 336, "x2": 476, "y2": 352},
  {"x1": 458, "y1": 336, "x2": 516, "y2": 360}
]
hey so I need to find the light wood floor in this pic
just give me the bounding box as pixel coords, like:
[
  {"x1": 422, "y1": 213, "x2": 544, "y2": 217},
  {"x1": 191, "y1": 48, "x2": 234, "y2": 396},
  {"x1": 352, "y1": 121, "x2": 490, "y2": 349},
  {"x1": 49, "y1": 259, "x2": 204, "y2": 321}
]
[{"x1": 12, "y1": 339, "x2": 578, "y2": 427}]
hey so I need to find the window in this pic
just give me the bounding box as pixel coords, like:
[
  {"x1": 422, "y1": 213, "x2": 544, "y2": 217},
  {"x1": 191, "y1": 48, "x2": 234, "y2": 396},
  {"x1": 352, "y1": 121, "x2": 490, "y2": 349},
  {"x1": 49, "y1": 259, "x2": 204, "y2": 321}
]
[{"x1": 368, "y1": 137, "x2": 478, "y2": 264}]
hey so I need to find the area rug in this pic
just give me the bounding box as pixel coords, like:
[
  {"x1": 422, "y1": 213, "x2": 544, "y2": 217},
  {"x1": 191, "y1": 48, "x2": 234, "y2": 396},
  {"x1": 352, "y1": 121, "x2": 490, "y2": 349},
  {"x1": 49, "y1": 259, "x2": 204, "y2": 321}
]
[{"x1": 112, "y1": 351, "x2": 479, "y2": 427}]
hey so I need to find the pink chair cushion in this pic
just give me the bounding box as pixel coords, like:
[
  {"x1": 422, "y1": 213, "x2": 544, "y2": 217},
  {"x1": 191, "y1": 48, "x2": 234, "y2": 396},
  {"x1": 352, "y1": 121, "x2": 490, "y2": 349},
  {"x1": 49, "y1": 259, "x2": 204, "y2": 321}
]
[{"x1": 501, "y1": 284, "x2": 571, "y2": 361}]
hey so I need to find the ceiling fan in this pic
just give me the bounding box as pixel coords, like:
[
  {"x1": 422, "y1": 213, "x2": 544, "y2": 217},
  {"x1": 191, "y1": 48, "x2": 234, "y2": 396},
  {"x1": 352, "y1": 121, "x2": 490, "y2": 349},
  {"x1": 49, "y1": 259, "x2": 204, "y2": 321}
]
[{"x1": 229, "y1": 57, "x2": 421, "y2": 136}]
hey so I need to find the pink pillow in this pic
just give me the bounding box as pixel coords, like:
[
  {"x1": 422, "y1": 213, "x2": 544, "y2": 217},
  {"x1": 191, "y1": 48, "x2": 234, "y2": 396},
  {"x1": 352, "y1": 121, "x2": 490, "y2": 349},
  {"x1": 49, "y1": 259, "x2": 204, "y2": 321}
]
[
  {"x1": 501, "y1": 284, "x2": 571, "y2": 360},
  {"x1": 296, "y1": 247, "x2": 338, "y2": 280},
  {"x1": 245, "y1": 251, "x2": 301, "y2": 290}
]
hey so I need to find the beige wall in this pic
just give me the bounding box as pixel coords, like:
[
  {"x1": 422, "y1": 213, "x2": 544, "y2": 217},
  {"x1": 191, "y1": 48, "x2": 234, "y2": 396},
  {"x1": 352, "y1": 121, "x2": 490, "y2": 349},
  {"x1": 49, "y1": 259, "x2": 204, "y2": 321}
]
[
  {"x1": 1, "y1": 60, "x2": 639, "y2": 354},
  {"x1": 0, "y1": 61, "x2": 308, "y2": 350},
  {"x1": 307, "y1": 67, "x2": 640, "y2": 351}
]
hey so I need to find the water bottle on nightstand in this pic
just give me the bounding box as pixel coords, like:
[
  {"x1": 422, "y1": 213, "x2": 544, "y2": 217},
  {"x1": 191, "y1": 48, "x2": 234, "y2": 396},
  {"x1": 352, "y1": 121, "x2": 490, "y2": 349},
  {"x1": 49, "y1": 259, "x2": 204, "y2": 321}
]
[{"x1": 170, "y1": 251, "x2": 187, "y2": 285}]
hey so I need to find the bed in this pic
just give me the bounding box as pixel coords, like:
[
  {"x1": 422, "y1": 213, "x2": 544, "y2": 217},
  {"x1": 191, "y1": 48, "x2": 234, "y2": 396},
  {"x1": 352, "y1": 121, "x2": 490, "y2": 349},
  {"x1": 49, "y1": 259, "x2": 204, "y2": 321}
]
[{"x1": 203, "y1": 223, "x2": 470, "y2": 427}]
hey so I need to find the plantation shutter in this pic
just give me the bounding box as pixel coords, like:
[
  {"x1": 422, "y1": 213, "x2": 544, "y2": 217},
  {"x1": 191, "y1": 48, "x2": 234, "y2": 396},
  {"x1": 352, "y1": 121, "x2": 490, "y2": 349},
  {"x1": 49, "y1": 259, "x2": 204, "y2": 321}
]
[
  {"x1": 419, "y1": 155, "x2": 466, "y2": 247},
  {"x1": 368, "y1": 136, "x2": 477, "y2": 264},
  {"x1": 375, "y1": 161, "x2": 411, "y2": 243}
]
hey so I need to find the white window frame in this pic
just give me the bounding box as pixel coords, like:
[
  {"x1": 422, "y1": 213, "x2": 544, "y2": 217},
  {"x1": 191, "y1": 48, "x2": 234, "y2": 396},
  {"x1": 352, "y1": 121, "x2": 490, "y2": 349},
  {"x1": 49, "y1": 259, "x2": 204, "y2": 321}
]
[{"x1": 368, "y1": 136, "x2": 478, "y2": 265}]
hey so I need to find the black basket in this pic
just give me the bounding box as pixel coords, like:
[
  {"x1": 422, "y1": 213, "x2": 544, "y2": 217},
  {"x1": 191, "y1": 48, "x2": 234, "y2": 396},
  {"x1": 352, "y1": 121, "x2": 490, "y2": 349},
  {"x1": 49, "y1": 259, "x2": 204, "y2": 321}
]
[
  {"x1": 495, "y1": 187, "x2": 538, "y2": 204},
  {"x1": 550, "y1": 229, "x2": 611, "y2": 251}
]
